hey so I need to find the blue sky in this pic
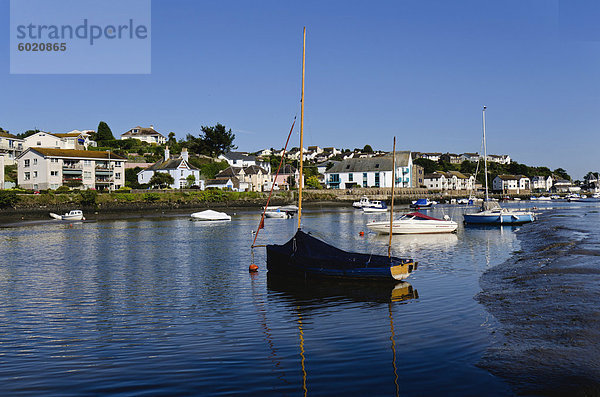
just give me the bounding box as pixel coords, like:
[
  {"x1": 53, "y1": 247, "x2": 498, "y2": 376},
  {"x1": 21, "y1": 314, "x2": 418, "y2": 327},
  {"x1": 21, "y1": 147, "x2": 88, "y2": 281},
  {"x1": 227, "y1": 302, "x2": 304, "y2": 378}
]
[{"x1": 1, "y1": 0, "x2": 599, "y2": 178}]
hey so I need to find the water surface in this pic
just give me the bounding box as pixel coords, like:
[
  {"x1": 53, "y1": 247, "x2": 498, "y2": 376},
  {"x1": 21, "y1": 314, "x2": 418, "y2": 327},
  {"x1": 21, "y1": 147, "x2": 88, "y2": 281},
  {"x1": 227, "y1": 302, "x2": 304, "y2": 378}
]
[{"x1": 0, "y1": 205, "x2": 528, "y2": 395}]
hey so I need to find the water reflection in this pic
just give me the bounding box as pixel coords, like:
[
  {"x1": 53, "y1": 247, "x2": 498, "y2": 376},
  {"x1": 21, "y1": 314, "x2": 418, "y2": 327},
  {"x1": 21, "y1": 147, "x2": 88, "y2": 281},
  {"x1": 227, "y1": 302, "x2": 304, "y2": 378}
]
[{"x1": 266, "y1": 274, "x2": 417, "y2": 397}]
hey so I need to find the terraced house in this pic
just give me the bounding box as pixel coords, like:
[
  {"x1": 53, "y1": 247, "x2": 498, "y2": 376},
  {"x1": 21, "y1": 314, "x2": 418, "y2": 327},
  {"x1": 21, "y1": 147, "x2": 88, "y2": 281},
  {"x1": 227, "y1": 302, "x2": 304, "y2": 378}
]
[{"x1": 17, "y1": 148, "x2": 126, "y2": 191}]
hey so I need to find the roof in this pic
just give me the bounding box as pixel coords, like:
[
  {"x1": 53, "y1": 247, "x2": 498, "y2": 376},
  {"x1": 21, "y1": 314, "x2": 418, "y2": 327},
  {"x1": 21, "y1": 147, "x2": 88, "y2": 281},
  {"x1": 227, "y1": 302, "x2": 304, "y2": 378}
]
[
  {"x1": 447, "y1": 170, "x2": 469, "y2": 179},
  {"x1": 206, "y1": 178, "x2": 233, "y2": 186},
  {"x1": 216, "y1": 166, "x2": 243, "y2": 178},
  {"x1": 53, "y1": 132, "x2": 85, "y2": 138},
  {"x1": 496, "y1": 174, "x2": 529, "y2": 181},
  {"x1": 279, "y1": 164, "x2": 297, "y2": 174},
  {"x1": 221, "y1": 152, "x2": 256, "y2": 161},
  {"x1": 326, "y1": 151, "x2": 411, "y2": 174},
  {"x1": 145, "y1": 156, "x2": 198, "y2": 171},
  {"x1": 24, "y1": 148, "x2": 126, "y2": 160},
  {"x1": 122, "y1": 126, "x2": 165, "y2": 137},
  {"x1": 243, "y1": 165, "x2": 268, "y2": 175}
]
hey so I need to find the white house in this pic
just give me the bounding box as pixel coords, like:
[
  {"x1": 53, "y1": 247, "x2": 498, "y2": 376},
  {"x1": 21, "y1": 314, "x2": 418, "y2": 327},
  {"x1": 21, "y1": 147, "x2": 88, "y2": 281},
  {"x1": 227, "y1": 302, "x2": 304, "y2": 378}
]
[
  {"x1": 531, "y1": 176, "x2": 553, "y2": 192},
  {"x1": 17, "y1": 148, "x2": 126, "y2": 191},
  {"x1": 0, "y1": 130, "x2": 24, "y2": 165},
  {"x1": 492, "y1": 174, "x2": 531, "y2": 194},
  {"x1": 24, "y1": 131, "x2": 96, "y2": 151},
  {"x1": 121, "y1": 125, "x2": 166, "y2": 145},
  {"x1": 424, "y1": 171, "x2": 475, "y2": 191},
  {"x1": 218, "y1": 152, "x2": 271, "y2": 174},
  {"x1": 460, "y1": 153, "x2": 480, "y2": 162},
  {"x1": 487, "y1": 154, "x2": 511, "y2": 164},
  {"x1": 324, "y1": 151, "x2": 413, "y2": 189},
  {"x1": 138, "y1": 148, "x2": 202, "y2": 189},
  {"x1": 205, "y1": 178, "x2": 236, "y2": 190},
  {"x1": 0, "y1": 155, "x2": 4, "y2": 189}
]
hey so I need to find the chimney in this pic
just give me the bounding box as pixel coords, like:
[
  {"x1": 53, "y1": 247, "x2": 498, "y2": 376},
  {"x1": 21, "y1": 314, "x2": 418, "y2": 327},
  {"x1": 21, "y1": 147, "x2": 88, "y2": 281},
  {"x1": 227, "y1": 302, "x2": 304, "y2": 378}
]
[
  {"x1": 164, "y1": 146, "x2": 170, "y2": 162},
  {"x1": 181, "y1": 147, "x2": 189, "y2": 162},
  {"x1": 150, "y1": 124, "x2": 154, "y2": 130}
]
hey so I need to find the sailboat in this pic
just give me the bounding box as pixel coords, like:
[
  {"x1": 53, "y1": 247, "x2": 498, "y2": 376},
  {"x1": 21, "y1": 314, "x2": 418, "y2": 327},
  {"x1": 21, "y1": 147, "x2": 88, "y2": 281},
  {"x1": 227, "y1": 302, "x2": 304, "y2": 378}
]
[
  {"x1": 463, "y1": 106, "x2": 535, "y2": 225},
  {"x1": 264, "y1": 28, "x2": 417, "y2": 281}
]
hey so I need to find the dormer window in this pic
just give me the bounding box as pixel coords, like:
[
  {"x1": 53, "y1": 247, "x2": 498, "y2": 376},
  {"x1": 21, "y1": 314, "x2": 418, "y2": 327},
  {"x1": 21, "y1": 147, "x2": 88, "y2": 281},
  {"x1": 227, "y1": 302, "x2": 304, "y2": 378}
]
[
  {"x1": 133, "y1": 129, "x2": 139, "y2": 133},
  {"x1": 375, "y1": 164, "x2": 379, "y2": 168}
]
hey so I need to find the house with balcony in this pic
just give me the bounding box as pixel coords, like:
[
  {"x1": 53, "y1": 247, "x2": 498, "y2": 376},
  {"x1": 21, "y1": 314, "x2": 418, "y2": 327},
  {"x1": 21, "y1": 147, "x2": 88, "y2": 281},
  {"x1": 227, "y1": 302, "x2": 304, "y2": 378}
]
[
  {"x1": 460, "y1": 153, "x2": 480, "y2": 162},
  {"x1": 138, "y1": 148, "x2": 202, "y2": 189},
  {"x1": 17, "y1": 148, "x2": 126, "y2": 191},
  {"x1": 0, "y1": 131, "x2": 24, "y2": 165},
  {"x1": 492, "y1": 174, "x2": 531, "y2": 194},
  {"x1": 121, "y1": 125, "x2": 166, "y2": 145},
  {"x1": 324, "y1": 151, "x2": 413, "y2": 189},
  {"x1": 424, "y1": 171, "x2": 475, "y2": 191}
]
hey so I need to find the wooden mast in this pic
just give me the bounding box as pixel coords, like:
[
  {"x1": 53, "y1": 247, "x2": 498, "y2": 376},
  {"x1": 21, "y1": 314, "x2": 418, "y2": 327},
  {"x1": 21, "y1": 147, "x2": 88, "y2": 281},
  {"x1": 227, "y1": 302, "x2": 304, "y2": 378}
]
[
  {"x1": 388, "y1": 137, "x2": 396, "y2": 258},
  {"x1": 297, "y1": 27, "x2": 306, "y2": 230}
]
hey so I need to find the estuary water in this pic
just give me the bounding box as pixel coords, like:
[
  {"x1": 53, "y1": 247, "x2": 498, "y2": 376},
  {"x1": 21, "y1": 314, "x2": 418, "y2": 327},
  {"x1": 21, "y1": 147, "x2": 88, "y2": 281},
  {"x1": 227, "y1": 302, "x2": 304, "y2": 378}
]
[{"x1": 0, "y1": 202, "x2": 584, "y2": 396}]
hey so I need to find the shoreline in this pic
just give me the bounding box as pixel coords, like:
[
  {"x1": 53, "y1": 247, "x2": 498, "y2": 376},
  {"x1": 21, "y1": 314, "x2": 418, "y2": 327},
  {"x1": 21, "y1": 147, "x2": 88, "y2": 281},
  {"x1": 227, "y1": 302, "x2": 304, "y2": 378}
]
[{"x1": 477, "y1": 207, "x2": 600, "y2": 395}]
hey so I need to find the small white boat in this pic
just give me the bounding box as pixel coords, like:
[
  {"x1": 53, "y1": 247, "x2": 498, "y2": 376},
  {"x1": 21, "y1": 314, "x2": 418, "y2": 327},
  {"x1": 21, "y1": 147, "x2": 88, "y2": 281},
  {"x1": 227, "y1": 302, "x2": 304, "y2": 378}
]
[
  {"x1": 456, "y1": 198, "x2": 470, "y2": 205},
  {"x1": 50, "y1": 210, "x2": 85, "y2": 221},
  {"x1": 353, "y1": 196, "x2": 372, "y2": 208},
  {"x1": 410, "y1": 198, "x2": 437, "y2": 208},
  {"x1": 367, "y1": 212, "x2": 458, "y2": 234},
  {"x1": 264, "y1": 208, "x2": 294, "y2": 218},
  {"x1": 362, "y1": 201, "x2": 388, "y2": 213},
  {"x1": 592, "y1": 193, "x2": 600, "y2": 199},
  {"x1": 190, "y1": 210, "x2": 231, "y2": 221}
]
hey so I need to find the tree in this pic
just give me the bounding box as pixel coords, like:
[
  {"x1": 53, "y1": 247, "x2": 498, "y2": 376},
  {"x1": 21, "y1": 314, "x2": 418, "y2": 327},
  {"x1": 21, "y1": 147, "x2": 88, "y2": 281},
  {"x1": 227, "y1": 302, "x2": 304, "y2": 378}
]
[
  {"x1": 16, "y1": 129, "x2": 40, "y2": 139},
  {"x1": 168, "y1": 132, "x2": 177, "y2": 144},
  {"x1": 413, "y1": 158, "x2": 438, "y2": 174},
  {"x1": 199, "y1": 123, "x2": 236, "y2": 157},
  {"x1": 553, "y1": 168, "x2": 571, "y2": 181},
  {"x1": 125, "y1": 167, "x2": 143, "y2": 188},
  {"x1": 96, "y1": 121, "x2": 115, "y2": 142},
  {"x1": 149, "y1": 172, "x2": 174, "y2": 188},
  {"x1": 79, "y1": 190, "x2": 98, "y2": 206},
  {"x1": 306, "y1": 175, "x2": 321, "y2": 189},
  {"x1": 363, "y1": 144, "x2": 373, "y2": 153},
  {"x1": 186, "y1": 174, "x2": 196, "y2": 187}
]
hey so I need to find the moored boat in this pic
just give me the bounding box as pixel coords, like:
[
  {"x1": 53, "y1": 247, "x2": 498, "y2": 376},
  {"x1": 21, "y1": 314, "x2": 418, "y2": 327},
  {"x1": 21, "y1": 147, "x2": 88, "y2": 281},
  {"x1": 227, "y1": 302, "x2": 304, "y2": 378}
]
[
  {"x1": 367, "y1": 212, "x2": 458, "y2": 234},
  {"x1": 361, "y1": 200, "x2": 388, "y2": 213},
  {"x1": 352, "y1": 196, "x2": 371, "y2": 208},
  {"x1": 410, "y1": 198, "x2": 436, "y2": 208},
  {"x1": 49, "y1": 210, "x2": 85, "y2": 221},
  {"x1": 190, "y1": 209, "x2": 231, "y2": 221},
  {"x1": 463, "y1": 106, "x2": 535, "y2": 226}
]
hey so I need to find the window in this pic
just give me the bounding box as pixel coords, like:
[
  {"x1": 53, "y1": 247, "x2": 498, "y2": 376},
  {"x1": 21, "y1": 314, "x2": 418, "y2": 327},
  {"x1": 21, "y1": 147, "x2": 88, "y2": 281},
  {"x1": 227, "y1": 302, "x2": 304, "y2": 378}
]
[
  {"x1": 50, "y1": 171, "x2": 58, "y2": 176},
  {"x1": 24, "y1": 172, "x2": 30, "y2": 180},
  {"x1": 348, "y1": 173, "x2": 353, "y2": 182},
  {"x1": 181, "y1": 170, "x2": 184, "y2": 176},
  {"x1": 115, "y1": 161, "x2": 122, "y2": 167},
  {"x1": 363, "y1": 173, "x2": 368, "y2": 188},
  {"x1": 33, "y1": 184, "x2": 38, "y2": 190},
  {"x1": 84, "y1": 171, "x2": 92, "y2": 179},
  {"x1": 24, "y1": 159, "x2": 30, "y2": 167},
  {"x1": 37, "y1": 141, "x2": 42, "y2": 146},
  {"x1": 33, "y1": 171, "x2": 38, "y2": 178},
  {"x1": 115, "y1": 173, "x2": 121, "y2": 179},
  {"x1": 84, "y1": 160, "x2": 92, "y2": 166},
  {"x1": 375, "y1": 172, "x2": 380, "y2": 187},
  {"x1": 51, "y1": 158, "x2": 59, "y2": 163},
  {"x1": 33, "y1": 158, "x2": 38, "y2": 165}
]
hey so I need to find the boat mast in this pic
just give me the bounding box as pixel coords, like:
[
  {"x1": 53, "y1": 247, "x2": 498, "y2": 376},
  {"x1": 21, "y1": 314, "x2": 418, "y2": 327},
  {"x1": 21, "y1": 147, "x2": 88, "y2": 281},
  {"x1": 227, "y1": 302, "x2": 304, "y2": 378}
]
[
  {"x1": 482, "y1": 105, "x2": 489, "y2": 202},
  {"x1": 388, "y1": 137, "x2": 396, "y2": 258},
  {"x1": 297, "y1": 27, "x2": 306, "y2": 230}
]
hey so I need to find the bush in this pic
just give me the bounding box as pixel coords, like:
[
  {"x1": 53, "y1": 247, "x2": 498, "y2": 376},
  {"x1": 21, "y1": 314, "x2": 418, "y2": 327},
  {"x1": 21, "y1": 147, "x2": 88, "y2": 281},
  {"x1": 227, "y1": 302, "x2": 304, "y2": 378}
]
[
  {"x1": 79, "y1": 189, "x2": 98, "y2": 206},
  {"x1": 143, "y1": 192, "x2": 160, "y2": 202},
  {"x1": 0, "y1": 190, "x2": 19, "y2": 208},
  {"x1": 56, "y1": 186, "x2": 71, "y2": 193}
]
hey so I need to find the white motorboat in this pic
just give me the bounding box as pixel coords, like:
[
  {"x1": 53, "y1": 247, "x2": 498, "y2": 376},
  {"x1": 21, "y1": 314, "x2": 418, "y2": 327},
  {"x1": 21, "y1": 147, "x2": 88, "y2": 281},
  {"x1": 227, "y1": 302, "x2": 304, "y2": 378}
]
[
  {"x1": 264, "y1": 208, "x2": 294, "y2": 218},
  {"x1": 49, "y1": 210, "x2": 85, "y2": 221},
  {"x1": 362, "y1": 201, "x2": 388, "y2": 213},
  {"x1": 352, "y1": 196, "x2": 371, "y2": 208},
  {"x1": 190, "y1": 209, "x2": 231, "y2": 221},
  {"x1": 367, "y1": 212, "x2": 458, "y2": 234}
]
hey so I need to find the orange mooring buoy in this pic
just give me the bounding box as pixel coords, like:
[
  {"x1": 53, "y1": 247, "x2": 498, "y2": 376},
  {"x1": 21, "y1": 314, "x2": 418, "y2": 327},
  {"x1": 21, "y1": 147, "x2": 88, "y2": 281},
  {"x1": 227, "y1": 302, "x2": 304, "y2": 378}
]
[
  {"x1": 359, "y1": 231, "x2": 364, "y2": 236},
  {"x1": 249, "y1": 264, "x2": 259, "y2": 272}
]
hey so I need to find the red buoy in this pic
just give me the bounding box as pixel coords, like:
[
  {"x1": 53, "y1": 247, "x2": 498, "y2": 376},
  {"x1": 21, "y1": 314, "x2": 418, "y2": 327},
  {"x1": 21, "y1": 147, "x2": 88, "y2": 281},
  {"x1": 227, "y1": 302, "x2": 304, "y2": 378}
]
[
  {"x1": 359, "y1": 231, "x2": 364, "y2": 236},
  {"x1": 249, "y1": 264, "x2": 259, "y2": 272}
]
